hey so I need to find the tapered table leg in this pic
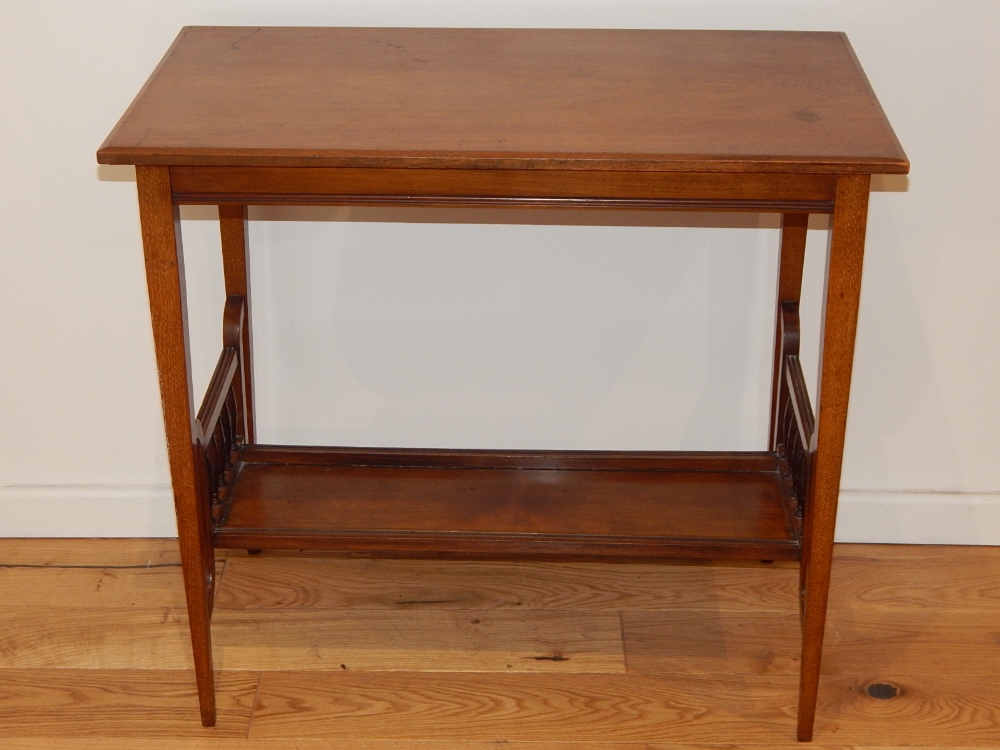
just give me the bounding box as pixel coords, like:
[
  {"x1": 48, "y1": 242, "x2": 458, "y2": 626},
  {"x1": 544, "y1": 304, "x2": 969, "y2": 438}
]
[
  {"x1": 219, "y1": 204, "x2": 255, "y2": 443},
  {"x1": 770, "y1": 213, "x2": 809, "y2": 449},
  {"x1": 136, "y1": 166, "x2": 217, "y2": 727},
  {"x1": 796, "y1": 174, "x2": 871, "y2": 741}
]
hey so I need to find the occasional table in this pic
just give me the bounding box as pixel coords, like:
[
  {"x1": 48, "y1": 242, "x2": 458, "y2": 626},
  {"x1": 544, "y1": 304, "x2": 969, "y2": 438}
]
[{"x1": 97, "y1": 27, "x2": 908, "y2": 741}]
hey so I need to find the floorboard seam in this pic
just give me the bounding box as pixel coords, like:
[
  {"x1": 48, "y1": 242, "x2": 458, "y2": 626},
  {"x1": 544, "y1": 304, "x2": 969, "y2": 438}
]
[
  {"x1": 618, "y1": 610, "x2": 629, "y2": 673},
  {"x1": 214, "y1": 557, "x2": 228, "y2": 600},
  {"x1": 246, "y1": 671, "x2": 262, "y2": 739}
]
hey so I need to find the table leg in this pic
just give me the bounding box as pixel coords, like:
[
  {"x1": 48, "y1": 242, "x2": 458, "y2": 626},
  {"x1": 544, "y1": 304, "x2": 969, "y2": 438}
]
[
  {"x1": 136, "y1": 166, "x2": 217, "y2": 727},
  {"x1": 770, "y1": 213, "x2": 809, "y2": 449},
  {"x1": 796, "y1": 174, "x2": 871, "y2": 741},
  {"x1": 219, "y1": 204, "x2": 255, "y2": 443}
]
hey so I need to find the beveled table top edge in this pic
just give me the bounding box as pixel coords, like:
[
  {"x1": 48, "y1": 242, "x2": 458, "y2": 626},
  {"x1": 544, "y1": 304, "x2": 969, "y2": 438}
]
[{"x1": 96, "y1": 148, "x2": 909, "y2": 174}]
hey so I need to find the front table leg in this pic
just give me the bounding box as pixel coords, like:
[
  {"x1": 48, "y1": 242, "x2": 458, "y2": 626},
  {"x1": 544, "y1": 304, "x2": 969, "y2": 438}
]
[
  {"x1": 136, "y1": 166, "x2": 218, "y2": 726},
  {"x1": 797, "y1": 174, "x2": 871, "y2": 741}
]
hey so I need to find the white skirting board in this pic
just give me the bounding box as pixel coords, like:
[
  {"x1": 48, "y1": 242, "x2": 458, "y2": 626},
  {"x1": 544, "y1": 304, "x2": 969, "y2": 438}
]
[
  {"x1": 0, "y1": 485, "x2": 177, "y2": 538},
  {"x1": 0, "y1": 485, "x2": 998, "y2": 544},
  {"x1": 835, "y1": 490, "x2": 1000, "y2": 545}
]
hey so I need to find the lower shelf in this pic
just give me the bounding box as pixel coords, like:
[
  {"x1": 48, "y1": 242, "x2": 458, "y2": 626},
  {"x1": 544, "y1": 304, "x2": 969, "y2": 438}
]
[{"x1": 213, "y1": 446, "x2": 801, "y2": 561}]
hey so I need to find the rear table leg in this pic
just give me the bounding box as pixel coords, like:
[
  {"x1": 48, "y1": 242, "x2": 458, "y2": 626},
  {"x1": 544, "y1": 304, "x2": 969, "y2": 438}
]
[
  {"x1": 219, "y1": 204, "x2": 255, "y2": 444},
  {"x1": 770, "y1": 213, "x2": 808, "y2": 450}
]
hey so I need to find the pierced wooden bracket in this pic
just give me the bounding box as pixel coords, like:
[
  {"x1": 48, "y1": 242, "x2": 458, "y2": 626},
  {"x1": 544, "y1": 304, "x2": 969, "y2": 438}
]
[
  {"x1": 196, "y1": 296, "x2": 248, "y2": 529},
  {"x1": 773, "y1": 301, "x2": 815, "y2": 539}
]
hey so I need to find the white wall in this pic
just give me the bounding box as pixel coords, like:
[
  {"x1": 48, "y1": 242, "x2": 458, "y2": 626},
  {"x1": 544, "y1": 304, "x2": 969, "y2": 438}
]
[{"x1": 1, "y1": 1, "x2": 998, "y2": 542}]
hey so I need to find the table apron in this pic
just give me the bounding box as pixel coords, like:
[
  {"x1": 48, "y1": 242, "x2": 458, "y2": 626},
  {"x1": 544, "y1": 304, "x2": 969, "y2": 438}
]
[{"x1": 169, "y1": 166, "x2": 836, "y2": 212}]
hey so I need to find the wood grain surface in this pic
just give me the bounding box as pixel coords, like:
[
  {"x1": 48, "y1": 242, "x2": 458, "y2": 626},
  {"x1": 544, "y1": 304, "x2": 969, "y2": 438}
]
[
  {"x1": 218, "y1": 204, "x2": 255, "y2": 443},
  {"x1": 815, "y1": 674, "x2": 1000, "y2": 745},
  {"x1": 770, "y1": 213, "x2": 809, "y2": 448},
  {"x1": 0, "y1": 670, "x2": 257, "y2": 737},
  {"x1": 797, "y1": 173, "x2": 871, "y2": 740},
  {"x1": 97, "y1": 28, "x2": 908, "y2": 173},
  {"x1": 249, "y1": 671, "x2": 798, "y2": 742},
  {"x1": 223, "y1": 461, "x2": 790, "y2": 540},
  {"x1": 0, "y1": 742, "x2": 931, "y2": 750},
  {"x1": 623, "y1": 611, "x2": 802, "y2": 675},
  {"x1": 137, "y1": 165, "x2": 219, "y2": 725},
  {"x1": 99, "y1": 27, "x2": 911, "y2": 737},
  {"x1": 169, "y1": 166, "x2": 839, "y2": 212},
  {"x1": 217, "y1": 449, "x2": 799, "y2": 560},
  {"x1": 0, "y1": 538, "x2": 182, "y2": 566},
  {"x1": 0, "y1": 608, "x2": 623, "y2": 673},
  {"x1": 829, "y1": 545, "x2": 1000, "y2": 614},
  {"x1": 213, "y1": 555, "x2": 799, "y2": 612},
  {"x1": 0, "y1": 563, "x2": 190, "y2": 608},
  {"x1": 0, "y1": 608, "x2": 194, "y2": 669},
  {"x1": 215, "y1": 610, "x2": 623, "y2": 673},
  {"x1": 624, "y1": 609, "x2": 1000, "y2": 677},
  {"x1": 1, "y1": 539, "x2": 998, "y2": 747}
]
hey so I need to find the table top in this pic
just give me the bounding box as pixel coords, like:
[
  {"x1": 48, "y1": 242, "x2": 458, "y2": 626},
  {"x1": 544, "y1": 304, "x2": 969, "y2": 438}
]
[{"x1": 97, "y1": 27, "x2": 908, "y2": 174}]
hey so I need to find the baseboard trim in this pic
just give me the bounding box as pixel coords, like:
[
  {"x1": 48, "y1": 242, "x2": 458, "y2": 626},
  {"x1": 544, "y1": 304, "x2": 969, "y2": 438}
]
[
  {"x1": 0, "y1": 485, "x2": 176, "y2": 537},
  {"x1": 837, "y1": 490, "x2": 1000, "y2": 545},
  {"x1": 1, "y1": 484, "x2": 998, "y2": 543}
]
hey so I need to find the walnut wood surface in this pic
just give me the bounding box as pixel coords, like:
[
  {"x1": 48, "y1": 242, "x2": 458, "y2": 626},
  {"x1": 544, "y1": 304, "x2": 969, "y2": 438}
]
[
  {"x1": 215, "y1": 449, "x2": 800, "y2": 561},
  {"x1": 136, "y1": 165, "x2": 218, "y2": 727},
  {"x1": 237, "y1": 444, "x2": 783, "y2": 471},
  {"x1": 102, "y1": 25, "x2": 909, "y2": 741},
  {"x1": 219, "y1": 206, "x2": 255, "y2": 443},
  {"x1": 797, "y1": 174, "x2": 871, "y2": 741},
  {"x1": 171, "y1": 167, "x2": 837, "y2": 212},
  {"x1": 770, "y1": 213, "x2": 809, "y2": 448},
  {"x1": 196, "y1": 348, "x2": 237, "y2": 442},
  {"x1": 97, "y1": 27, "x2": 908, "y2": 174}
]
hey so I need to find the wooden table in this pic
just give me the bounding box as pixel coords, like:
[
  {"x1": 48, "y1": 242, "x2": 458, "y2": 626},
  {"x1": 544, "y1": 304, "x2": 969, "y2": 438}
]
[{"x1": 97, "y1": 27, "x2": 908, "y2": 741}]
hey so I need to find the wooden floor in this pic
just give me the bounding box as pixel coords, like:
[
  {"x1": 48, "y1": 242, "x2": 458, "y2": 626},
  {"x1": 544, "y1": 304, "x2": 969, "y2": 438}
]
[{"x1": 1, "y1": 540, "x2": 999, "y2": 748}]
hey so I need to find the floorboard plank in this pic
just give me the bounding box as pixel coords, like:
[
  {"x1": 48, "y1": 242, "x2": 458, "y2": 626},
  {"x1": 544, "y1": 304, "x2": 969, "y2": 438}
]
[
  {"x1": 622, "y1": 611, "x2": 801, "y2": 675},
  {"x1": 814, "y1": 674, "x2": 1000, "y2": 745},
  {"x1": 624, "y1": 609, "x2": 1000, "y2": 677},
  {"x1": 0, "y1": 740, "x2": 897, "y2": 750},
  {"x1": 215, "y1": 556, "x2": 798, "y2": 612},
  {"x1": 0, "y1": 560, "x2": 224, "y2": 609},
  {"x1": 0, "y1": 608, "x2": 624, "y2": 673},
  {"x1": 823, "y1": 612, "x2": 1000, "y2": 675},
  {"x1": 0, "y1": 670, "x2": 257, "y2": 737},
  {"x1": 213, "y1": 609, "x2": 624, "y2": 673},
  {"x1": 0, "y1": 566, "x2": 188, "y2": 608},
  {"x1": 0, "y1": 539, "x2": 181, "y2": 566},
  {"x1": 829, "y1": 545, "x2": 1000, "y2": 615},
  {"x1": 0, "y1": 608, "x2": 191, "y2": 669},
  {"x1": 1, "y1": 541, "x2": 999, "y2": 745},
  {"x1": 249, "y1": 672, "x2": 799, "y2": 742}
]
